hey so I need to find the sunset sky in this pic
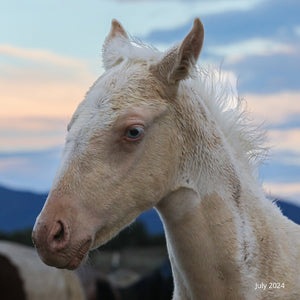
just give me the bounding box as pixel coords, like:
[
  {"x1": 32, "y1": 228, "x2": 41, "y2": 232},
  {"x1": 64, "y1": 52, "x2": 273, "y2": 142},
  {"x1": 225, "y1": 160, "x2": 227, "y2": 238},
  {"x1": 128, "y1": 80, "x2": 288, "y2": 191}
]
[{"x1": 1, "y1": 0, "x2": 300, "y2": 205}]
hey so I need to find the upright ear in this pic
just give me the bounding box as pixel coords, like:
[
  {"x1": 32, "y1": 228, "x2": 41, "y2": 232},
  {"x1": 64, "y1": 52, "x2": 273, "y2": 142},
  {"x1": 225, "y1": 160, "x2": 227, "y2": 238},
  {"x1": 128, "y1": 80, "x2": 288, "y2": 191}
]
[
  {"x1": 152, "y1": 18, "x2": 204, "y2": 85},
  {"x1": 102, "y1": 19, "x2": 130, "y2": 70}
]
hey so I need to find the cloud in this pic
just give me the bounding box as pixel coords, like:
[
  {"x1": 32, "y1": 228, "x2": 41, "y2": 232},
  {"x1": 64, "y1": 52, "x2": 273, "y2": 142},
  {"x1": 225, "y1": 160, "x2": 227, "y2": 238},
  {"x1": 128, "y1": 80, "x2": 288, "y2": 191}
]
[
  {"x1": 260, "y1": 158, "x2": 300, "y2": 184},
  {"x1": 244, "y1": 92, "x2": 300, "y2": 166},
  {"x1": 0, "y1": 134, "x2": 65, "y2": 152},
  {"x1": 245, "y1": 92, "x2": 300, "y2": 124},
  {"x1": 0, "y1": 148, "x2": 62, "y2": 193},
  {"x1": 221, "y1": 46, "x2": 300, "y2": 93},
  {"x1": 0, "y1": 0, "x2": 268, "y2": 61},
  {"x1": 267, "y1": 129, "x2": 300, "y2": 154},
  {"x1": 122, "y1": 0, "x2": 266, "y2": 36},
  {"x1": 294, "y1": 26, "x2": 300, "y2": 37},
  {"x1": 0, "y1": 44, "x2": 87, "y2": 69},
  {"x1": 0, "y1": 116, "x2": 67, "y2": 132},
  {"x1": 202, "y1": 1, "x2": 300, "y2": 94},
  {"x1": 203, "y1": 0, "x2": 300, "y2": 45},
  {"x1": 0, "y1": 45, "x2": 97, "y2": 151},
  {"x1": 0, "y1": 74, "x2": 86, "y2": 149},
  {"x1": 138, "y1": 0, "x2": 300, "y2": 95},
  {"x1": 263, "y1": 182, "x2": 300, "y2": 206},
  {"x1": 133, "y1": 0, "x2": 267, "y2": 44},
  {"x1": 0, "y1": 117, "x2": 67, "y2": 152},
  {"x1": 208, "y1": 38, "x2": 296, "y2": 63},
  {"x1": 143, "y1": 0, "x2": 298, "y2": 45},
  {"x1": 0, "y1": 44, "x2": 96, "y2": 83}
]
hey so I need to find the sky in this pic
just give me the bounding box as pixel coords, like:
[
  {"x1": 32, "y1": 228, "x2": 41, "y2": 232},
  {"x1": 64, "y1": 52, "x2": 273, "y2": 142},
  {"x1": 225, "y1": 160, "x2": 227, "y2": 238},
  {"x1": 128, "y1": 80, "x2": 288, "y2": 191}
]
[{"x1": 0, "y1": 0, "x2": 300, "y2": 205}]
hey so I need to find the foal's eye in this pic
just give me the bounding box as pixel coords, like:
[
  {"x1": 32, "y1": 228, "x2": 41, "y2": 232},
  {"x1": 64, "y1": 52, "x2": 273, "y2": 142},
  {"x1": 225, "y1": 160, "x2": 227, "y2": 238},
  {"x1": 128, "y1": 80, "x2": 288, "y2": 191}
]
[{"x1": 125, "y1": 126, "x2": 144, "y2": 141}]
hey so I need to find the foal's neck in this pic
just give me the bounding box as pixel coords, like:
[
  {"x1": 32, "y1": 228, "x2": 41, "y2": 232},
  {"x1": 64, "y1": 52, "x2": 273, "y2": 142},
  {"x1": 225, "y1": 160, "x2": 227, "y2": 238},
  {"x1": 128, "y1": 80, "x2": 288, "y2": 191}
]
[
  {"x1": 156, "y1": 82, "x2": 300, "y2": 299},
  {"x1": 156, "y1": 176, "x2": 247, "y2": 299},
  {"x1": 156, "y1": 89, "x2": 257, "y2": 299}
]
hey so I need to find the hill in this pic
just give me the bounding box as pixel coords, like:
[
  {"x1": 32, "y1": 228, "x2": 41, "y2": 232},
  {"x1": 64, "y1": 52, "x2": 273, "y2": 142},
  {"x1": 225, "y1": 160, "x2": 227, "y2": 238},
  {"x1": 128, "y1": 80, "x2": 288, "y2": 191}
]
[
  {"x1": 0, "y1": 185, "x2": 163, "y2": 234},
  {"x1": 0, "y1": 186, "x2": 47, "y2": 232},
  {"x1": 0, "y1": 185, "x2": 299, "y2": 234}
]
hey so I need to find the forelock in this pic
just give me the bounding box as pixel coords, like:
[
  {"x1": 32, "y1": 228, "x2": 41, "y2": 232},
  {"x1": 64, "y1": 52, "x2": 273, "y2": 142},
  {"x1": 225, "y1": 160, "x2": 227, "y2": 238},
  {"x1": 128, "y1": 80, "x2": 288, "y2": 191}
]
[{"x1": 103, "y1": 35, "x2": 163, "y2": 69}]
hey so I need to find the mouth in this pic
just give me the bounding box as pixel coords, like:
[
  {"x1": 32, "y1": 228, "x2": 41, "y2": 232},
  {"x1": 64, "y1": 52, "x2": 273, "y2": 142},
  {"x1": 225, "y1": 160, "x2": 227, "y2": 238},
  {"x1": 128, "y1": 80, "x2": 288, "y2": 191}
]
[{"x1": 58, "y1": 238, "x2": 92, "y2": 270}]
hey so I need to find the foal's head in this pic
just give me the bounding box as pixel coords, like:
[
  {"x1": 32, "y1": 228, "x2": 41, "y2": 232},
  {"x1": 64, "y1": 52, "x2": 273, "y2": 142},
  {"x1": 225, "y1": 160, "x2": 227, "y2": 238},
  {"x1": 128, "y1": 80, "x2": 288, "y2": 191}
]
[{"x1": 32, "y1": 18, "x2": 204, "y2": 269}]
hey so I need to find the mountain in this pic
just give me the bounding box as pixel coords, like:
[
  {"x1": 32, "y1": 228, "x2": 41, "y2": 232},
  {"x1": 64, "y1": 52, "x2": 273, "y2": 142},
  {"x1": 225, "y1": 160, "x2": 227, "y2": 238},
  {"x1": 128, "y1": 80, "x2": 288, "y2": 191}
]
[
  {"x1": 0, "y1": 185, "x2": 163, "y2": 234},
  {"x1": 0, "y1": 186, "x2": 47, "y2": 232},
  {"x1": 0, "y1": 185, "x2": 299, "y2": 234},
  {"x1": 275, "y1": 200, "x2": 300, "y2": 225},
  {"x1": 136, "y1": 209, "x2": 163, "y2": 235}
]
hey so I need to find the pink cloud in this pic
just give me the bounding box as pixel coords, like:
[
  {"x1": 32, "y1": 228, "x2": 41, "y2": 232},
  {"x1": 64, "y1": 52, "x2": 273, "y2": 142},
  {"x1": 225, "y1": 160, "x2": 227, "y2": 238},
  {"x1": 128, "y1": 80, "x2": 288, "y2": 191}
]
[
  {"x1": 0, "y1": 117, "x2": 68, "y2": 151},
  {"x1": 0, "y1": 135, "x2": 65, "y2": 152},
  {"x1": 244, "y1": 92, "x2": 300, "y2": 124},
  {"x1": 0, "y1": 45, "x2": 96, "y2": 117},
  {"x1": 0, "y1": 45, "x2": 98, "y2": 150},
  {"x1": 0, "y1": 44, "x2": 87, "y2": 69},
  {"x1": 0, "y1": 117, "x2": 68, "y2": 132},
  {"x1": 268, "y1": 129, "x2": 300, "y2": 154},
  {"x1": 264, "y1": 182, "x2": 300, "y2": 206}
]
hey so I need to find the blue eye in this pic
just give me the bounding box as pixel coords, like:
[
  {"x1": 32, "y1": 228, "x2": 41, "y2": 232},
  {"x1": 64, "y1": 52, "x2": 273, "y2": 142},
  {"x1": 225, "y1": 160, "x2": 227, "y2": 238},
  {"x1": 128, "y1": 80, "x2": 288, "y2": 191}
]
[{"x1": 126, "y1": 127, "x2": 144, "y2": 140}]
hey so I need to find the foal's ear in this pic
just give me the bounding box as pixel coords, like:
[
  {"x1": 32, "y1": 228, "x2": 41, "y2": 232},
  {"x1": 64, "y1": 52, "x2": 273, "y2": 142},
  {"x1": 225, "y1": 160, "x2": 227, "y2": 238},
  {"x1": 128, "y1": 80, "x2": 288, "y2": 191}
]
[
  {"x1": 153, "y1": 18, "x2": 204, "y2": 85},
  {"x1": 102, "y1": 19, "x2": 129, "y2": 70}
]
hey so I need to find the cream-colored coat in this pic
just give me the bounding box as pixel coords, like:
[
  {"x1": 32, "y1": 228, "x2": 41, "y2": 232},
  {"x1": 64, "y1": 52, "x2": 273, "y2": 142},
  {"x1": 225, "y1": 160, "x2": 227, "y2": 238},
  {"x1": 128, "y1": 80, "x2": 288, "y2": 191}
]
[{"x1": 32, "y1": 18, "x2": 300, "y2": 299}]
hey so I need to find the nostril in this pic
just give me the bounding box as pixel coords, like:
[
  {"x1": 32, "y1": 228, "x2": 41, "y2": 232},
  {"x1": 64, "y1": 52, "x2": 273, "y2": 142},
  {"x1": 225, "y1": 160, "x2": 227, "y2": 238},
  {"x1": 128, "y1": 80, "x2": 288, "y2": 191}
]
[
  {"x1": 53, "y1": 221, "x2": 64, "y2": 242},
  {"x1": 49, "y1": 220, "x2": 70, "y2": 251}
]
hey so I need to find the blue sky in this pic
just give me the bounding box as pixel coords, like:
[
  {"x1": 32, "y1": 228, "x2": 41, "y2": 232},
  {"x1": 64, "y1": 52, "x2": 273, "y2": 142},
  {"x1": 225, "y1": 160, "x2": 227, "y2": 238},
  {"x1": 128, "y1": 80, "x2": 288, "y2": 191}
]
[{"x1": 0, "y1": 0, "x2": 300, "y2": 205}]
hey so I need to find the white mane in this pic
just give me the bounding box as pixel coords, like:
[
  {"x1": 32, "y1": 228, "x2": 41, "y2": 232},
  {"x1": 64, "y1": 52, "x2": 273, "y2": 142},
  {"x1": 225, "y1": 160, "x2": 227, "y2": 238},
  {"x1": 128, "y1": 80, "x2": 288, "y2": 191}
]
[
  {"x1": 187, "y1": 66, "x2": 267, "y2": 171},
  {"x1": 106, "y1": 36, "x2": 267, "y2": 171}
]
